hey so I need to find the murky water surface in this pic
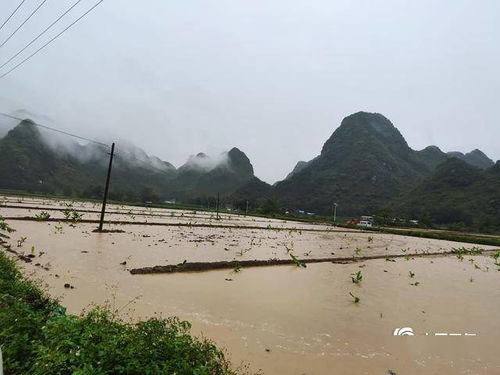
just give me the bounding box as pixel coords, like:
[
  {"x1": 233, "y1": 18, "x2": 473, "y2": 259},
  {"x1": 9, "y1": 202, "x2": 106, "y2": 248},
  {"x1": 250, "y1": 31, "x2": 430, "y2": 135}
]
[{"x1": 1, "y1": 196, "x2": 499, "y2": 374}]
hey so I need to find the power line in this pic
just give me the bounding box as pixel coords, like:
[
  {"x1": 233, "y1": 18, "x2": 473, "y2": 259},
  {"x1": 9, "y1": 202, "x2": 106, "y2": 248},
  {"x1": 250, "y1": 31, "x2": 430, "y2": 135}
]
[
  {"x1": 0, "y1": 0, "x2": 103, "y2": 80},
  {"x1": 0, "y1": 112, "x2": 172, "y2": 174},
  {"x1": 0, "y1": 0, "x2": 49, "y2": 49},
  {"x1": 0, "y1": 0, "x2": 85, "y2": 71},
  {"x1": 0, "y1": 112, "x2": 110, "y2": 147},
  {"x1": 0, "y1": 0, "x2": 28, "y2": 33}
]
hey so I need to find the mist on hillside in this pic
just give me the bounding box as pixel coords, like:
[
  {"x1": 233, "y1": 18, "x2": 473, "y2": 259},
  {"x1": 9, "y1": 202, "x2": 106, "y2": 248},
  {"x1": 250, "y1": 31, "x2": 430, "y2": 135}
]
[
  {"x1": 0, "y1": 111, "x2": 238, "y2": 174},
  {"x1": 181, "y1": 152, "x2": 231, "y2": 172}
]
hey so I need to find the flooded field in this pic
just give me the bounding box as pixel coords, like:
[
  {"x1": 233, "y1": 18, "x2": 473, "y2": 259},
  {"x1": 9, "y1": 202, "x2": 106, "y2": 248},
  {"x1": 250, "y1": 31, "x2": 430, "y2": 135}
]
[{"x1": 1, "y1": 195, "x2": 500, "y2": 374}]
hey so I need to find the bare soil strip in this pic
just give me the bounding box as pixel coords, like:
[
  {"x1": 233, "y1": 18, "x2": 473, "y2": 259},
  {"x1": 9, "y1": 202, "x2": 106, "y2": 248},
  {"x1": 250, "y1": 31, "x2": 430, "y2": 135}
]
[{"x1": 128, "y1": 248, "x2": 499, "y2": 274}]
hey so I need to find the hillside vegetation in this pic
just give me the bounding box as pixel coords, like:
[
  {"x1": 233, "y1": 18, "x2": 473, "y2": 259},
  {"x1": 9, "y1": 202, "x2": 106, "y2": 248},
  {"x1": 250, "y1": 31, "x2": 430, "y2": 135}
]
[
  {"x1": 1, "y1": 112, "x2": 498, "y2": 231},
  {"x1": 0, "y1": 120, "x2": 254, "y2": 202}
]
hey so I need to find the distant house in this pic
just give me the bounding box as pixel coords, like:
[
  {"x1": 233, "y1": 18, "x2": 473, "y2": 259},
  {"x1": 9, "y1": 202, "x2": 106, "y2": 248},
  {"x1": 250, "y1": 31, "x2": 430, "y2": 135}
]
[
  {"x1": 358, "y1": 219, "x2": 372, "y2": 228},
  {"x1": 347, "y1": 215, "x2": 373, "y2": 227},
  {"x1": 359, "y1": 215, "x2": 373, "y2": 227}
]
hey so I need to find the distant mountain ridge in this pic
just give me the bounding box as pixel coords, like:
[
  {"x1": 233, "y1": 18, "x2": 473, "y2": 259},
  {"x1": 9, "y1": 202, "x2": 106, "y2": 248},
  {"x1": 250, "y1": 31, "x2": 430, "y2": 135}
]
[
  {"x1": 0, "y1": 119, "x2": 254, "y2": 201},
  {"x1": 392, "y1": 157, "x2": 500, "y2": 231},
  {"x1": 447, "y1": 149, "x2": 494, "y2": 169},
  {"x1": 234, "y1": 111, "x2": 498, "y2": 231},
  {"x1": 274, "y1": 112, "x2": 445, "y2": 215},
  {"x1": 1, "y1": 112, "x2": 498, "y2": 231}
]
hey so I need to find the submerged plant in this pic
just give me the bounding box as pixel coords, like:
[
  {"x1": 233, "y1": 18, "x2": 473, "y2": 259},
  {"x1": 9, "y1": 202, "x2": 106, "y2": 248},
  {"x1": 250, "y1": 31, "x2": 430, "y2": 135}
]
[
  {"x1": 349, "y1": 292, "x2": 360, "y2": 303},
  {"x1": 453, "y1": 247, "x2": 484, "y2": 261},
  {"x1": 491, "y1": 251, "x2": 500, "y2": 266},
  {"x1": 62, "y1": 209, "x2": 83, "y2": 223},
  {"x1": 409, "y1": 271, "x2": 415, "y2": 278},
  {"x1": 290, "y1": 253, "x2": 306, "y2": 268},
  {"x1": 16, "y1": 237, "x2": 27, "y2": 247},
  {"x1": 35, "y1": 211, "x2": 51, "y2": 221},
  {"x1": 0, "y1": 215, "x2": 13, "y2": 233},
  {"x1": 351, "y1": 270, "x2": 363, "y2": 284}
]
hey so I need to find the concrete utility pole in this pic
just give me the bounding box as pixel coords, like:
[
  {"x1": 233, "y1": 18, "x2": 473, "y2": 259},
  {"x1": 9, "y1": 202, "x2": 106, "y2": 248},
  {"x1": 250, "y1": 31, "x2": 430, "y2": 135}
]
[
  {"x1": 98, "y1": 142, "x2": 115, "y2": 231},
  {"x1": 333, "y1": 202, "x2": 338, "y2": 223}
]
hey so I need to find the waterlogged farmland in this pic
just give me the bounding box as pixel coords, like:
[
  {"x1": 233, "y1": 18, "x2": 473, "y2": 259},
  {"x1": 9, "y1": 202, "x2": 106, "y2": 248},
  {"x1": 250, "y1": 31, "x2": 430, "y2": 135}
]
[{"x1": 1, "y1": 195, "x2": 500, "y2": 374}]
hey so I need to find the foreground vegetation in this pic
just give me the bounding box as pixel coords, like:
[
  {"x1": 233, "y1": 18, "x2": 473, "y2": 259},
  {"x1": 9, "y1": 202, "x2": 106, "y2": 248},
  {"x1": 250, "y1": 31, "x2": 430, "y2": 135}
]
[{"x1": 0, "y1": 250, "x2": 236, "y2": 375}]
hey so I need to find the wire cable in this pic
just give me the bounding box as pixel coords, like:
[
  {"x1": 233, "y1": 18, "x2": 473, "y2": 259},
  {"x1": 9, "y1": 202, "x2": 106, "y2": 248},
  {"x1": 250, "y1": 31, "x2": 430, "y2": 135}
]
[
  {"x1": 0, "y1": 112, "x2": 110, "y2": 147},
  {"x1": 0, "y1": 0, "x2": 28, "y2": 33},
  {"x1": 0, "y1": 0, "x2": 103, "y2": 79},
  {"x1": 0, "y1": 0, "x2": 84, "y2": 71},
  {"x1": 0, "y1": 0, "x2": 49, "y2": 49},
  {"x1": 0, "y1": 113, "x2": 175, "y2": 174}
]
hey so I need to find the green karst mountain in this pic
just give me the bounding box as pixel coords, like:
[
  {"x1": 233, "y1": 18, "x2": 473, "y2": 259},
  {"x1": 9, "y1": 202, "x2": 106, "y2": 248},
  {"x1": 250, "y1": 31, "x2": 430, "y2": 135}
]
[
  {"x1": 447, "y1": 149, "x2": 495, "y2": 169},
  {"x1": 0, "y1": 120, "x2": 102, "y2": 195},
  {"x1": 0, "y1": 112, "x2": 498, "y2": 231},
  {"x1": 169, "y1": 148, "x2": 254, "y2": 199},
  {"x1": 274, "y1": 112, "x2": 441, "y2": 215},
  {"x1": 414, "y1": 145, "x2": 450, "y2": 170},
  {"x1": 393, "y1": 158, "x2": 500, "y2": 231},
  {"x1": 238, "y1": 111, "x2": 499, "y2": 230},
  {"x1": 0, "y1": 120, "x2": 254, "y2": 202},
  {"x1": 285, "y1": 160, "x2": 311, "y2": 180}
]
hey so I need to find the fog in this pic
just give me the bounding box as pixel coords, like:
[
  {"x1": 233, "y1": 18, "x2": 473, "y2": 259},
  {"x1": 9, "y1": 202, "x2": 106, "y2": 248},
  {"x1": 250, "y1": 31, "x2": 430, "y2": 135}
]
[
  {"x1": 0, "y1": 0, "x2": 499, "y2": 183},
  {"x1": 182, "y1": 152, "x2": 230, "y2": 172}
]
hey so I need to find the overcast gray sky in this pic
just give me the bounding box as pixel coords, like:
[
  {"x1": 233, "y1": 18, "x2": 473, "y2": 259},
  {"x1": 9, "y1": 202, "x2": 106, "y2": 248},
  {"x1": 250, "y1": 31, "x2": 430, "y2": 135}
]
[{"x1": 0, "y1": 0, "x2": 499, "y2": 183}]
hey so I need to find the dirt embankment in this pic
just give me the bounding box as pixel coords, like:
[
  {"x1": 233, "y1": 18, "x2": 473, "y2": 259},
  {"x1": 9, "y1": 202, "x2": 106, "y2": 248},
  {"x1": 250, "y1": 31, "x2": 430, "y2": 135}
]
[{"x1": 129, "y1": 248, "x2": 499, "y2": 274}]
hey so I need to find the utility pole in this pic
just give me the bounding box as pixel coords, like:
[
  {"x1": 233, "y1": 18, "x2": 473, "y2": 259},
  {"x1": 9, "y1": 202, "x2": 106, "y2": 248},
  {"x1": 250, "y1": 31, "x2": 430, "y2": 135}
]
[
  {"x1": 245, "y1": 200, "x2": 249, "y2": 217},
  {"x1": 333, "y1": 202, "x2": 338, "y2": 223},
  {"x1": 216, "y1": 192, "x2": 220, "y2": 220},
  {"x1": 98, "y1": 143, "x2": 115, "y2": 231}
]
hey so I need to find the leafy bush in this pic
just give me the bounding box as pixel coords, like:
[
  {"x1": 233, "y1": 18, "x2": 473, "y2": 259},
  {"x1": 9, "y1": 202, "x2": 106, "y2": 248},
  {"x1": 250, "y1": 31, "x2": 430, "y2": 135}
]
[{"x1": 0, "y1": 252, "x2": 236, "y2": 375}]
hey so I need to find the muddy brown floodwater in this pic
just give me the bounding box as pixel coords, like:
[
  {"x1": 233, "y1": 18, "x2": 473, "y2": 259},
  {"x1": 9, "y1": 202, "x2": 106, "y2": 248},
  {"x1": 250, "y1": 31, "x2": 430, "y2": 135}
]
[{"x1": 1, "y1": 196, "x2": 500, "y2": 374}]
